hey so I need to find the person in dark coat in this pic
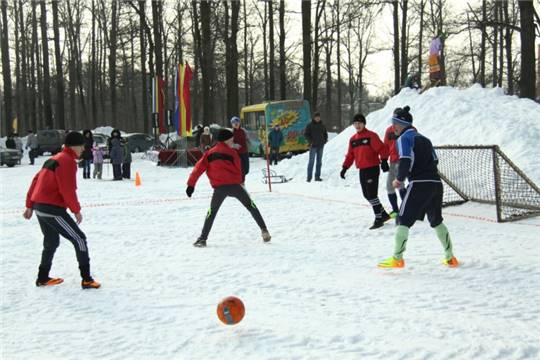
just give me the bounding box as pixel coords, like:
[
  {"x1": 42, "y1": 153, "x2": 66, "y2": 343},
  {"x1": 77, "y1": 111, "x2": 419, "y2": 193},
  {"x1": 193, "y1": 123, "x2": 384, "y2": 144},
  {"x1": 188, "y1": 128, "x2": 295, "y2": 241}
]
[
  {"x1": 121, "y1": 138, "x2": 132, "y2": 179},
  {"x1": 304, "y1": 112, "x2": 328, "y2": 182},
  {"x1": 268, "y1": 124, "x2": 284, "y2": 165},
  {"x1": 230, "y1": 116, "x2": 250, "y2": 182},
  {"x1": 5, "y1": 134, "x2": 16, "y2": 149},
  {"x1": 109, "y1": 129, "x2": 123, "y2": 180},
  {"x1": 81, "y1": 130, "x2": 94, "y2": 179}
]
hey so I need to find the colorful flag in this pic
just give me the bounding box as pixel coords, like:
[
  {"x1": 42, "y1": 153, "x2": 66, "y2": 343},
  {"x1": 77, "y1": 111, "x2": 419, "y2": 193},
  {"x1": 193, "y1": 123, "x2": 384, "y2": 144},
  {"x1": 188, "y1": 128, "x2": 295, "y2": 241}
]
[
  {"x1": 152, "y1": 75, "x2": 166, "y2": 134},
  {"x1": 174, "y1": 62, "x2": 193, "y2": 136}
]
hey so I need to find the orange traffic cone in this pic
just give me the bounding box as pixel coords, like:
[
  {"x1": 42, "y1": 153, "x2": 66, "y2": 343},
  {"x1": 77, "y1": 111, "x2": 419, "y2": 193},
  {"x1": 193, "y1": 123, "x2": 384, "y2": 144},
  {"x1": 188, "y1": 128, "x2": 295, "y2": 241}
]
[{"x1": 135, "y1": 172, "x2": 142, "y2": 187}]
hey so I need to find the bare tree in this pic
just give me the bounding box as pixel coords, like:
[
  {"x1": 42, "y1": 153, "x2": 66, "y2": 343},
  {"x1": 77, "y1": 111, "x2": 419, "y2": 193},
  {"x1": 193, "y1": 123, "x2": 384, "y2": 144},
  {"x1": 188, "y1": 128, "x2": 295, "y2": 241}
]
[
  {"x1": 518, "y1": 0, "x2": 535, "y2": 99},
  {"x1": 302, "y1": 0, "x2": 311, "y2": 107},
  {"x1": 1, "y1": 0, "x2": 13, "y2": 135},
  {"x1": 279, "y1": 0, "x2": 285, "y2": 100},
  {"x1": 224, "y1": 1, "x2": 240, "y2": 119},
  {"x1": 40, "y1": 1, "x2": 53, "y2": 128},
  {"x1": 51, "y1": 0, "x2": 64, "y2": 129}
]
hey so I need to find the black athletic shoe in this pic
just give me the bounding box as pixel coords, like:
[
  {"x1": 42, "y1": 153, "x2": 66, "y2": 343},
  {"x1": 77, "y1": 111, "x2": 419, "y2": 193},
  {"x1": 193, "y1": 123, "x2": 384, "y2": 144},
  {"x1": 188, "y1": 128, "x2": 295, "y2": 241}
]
[
  {"x1": 315, "y1": 178, "x2": 323, "y2": 182},
  {"x1": 381, "y1": 211, "x2": 391, "y2": 223},
  {"x1": 307, "y1": 178, "x2": 312, "y2": 183},
  {"x1": 193, "y1": 238, "x2": 207, "y2": 247},
  {"x1": 369, "y1": 220, "x2": 384, "y2": 230}
]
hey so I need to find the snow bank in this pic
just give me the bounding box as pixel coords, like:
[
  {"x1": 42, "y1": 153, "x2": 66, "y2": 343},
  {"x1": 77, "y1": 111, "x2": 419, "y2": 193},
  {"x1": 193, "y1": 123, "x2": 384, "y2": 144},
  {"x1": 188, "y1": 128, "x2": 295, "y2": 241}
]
[{"x1": 276, "y1": 85, "x2": 540, "y2": 183}]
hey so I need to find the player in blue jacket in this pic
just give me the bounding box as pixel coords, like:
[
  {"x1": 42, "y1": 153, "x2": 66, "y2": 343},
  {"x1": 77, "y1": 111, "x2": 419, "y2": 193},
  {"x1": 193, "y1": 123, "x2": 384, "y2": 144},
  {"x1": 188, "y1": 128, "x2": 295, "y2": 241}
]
[{"x1": 378, "y1": 106, "x2": 459, "y2": 268}]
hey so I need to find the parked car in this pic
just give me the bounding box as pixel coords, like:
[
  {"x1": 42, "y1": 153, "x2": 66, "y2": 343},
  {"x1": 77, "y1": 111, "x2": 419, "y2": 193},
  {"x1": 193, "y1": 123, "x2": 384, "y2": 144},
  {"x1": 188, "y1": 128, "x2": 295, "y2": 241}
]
[
  {"x1": 124, "y1": 133, "x2": 157, "y2": 153},
  {"x1": 37, "y1": 129, "x2": 64, "y2": 155},
  {"x1": 0, "y1": 148, "x2": 22, "y2": 167},
  {"x1": 93, "y1": 133, "x2": 110, "y2": 158}
]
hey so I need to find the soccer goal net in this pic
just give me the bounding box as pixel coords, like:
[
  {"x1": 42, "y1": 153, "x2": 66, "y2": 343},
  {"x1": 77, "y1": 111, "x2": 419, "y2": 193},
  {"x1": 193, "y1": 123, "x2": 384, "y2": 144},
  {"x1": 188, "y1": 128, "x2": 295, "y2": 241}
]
[{"x1": 434, "y1": 145, "x2": 540, "y2": 222}]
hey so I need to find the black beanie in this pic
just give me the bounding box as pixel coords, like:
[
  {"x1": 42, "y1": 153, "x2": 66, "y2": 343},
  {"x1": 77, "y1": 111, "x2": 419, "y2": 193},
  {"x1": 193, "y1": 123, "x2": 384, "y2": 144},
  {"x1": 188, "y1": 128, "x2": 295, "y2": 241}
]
[
  {"x1": 64, "y1": 131, "x2": 85, "y2": 147},
  {"x1": 351, "y1": 113, "x2": 366, "y2": 124},
  {"x1": 217, "y1": 128, "x2": 234, "y2": 142},
  {"x1": 392, "y1": 106, "x2": 413, "y2": 125}
]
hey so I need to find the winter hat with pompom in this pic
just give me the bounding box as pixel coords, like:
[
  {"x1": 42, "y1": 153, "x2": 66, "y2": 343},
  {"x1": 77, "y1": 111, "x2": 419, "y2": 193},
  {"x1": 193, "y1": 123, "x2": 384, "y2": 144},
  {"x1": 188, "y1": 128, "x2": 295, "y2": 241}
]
[{"x1": 392, "y1": 106, "x2": 413, "y2": 126}]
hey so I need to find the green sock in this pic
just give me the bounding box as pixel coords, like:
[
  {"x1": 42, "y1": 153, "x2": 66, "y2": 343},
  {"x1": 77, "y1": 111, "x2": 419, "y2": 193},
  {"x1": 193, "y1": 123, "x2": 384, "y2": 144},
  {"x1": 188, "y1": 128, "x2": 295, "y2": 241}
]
[
  {"x1": 435, "y1": 223, "x2": 454, "y2": 260},
  {"x1": 393, "y1": 225, "x2": 409, "y2": 260}
]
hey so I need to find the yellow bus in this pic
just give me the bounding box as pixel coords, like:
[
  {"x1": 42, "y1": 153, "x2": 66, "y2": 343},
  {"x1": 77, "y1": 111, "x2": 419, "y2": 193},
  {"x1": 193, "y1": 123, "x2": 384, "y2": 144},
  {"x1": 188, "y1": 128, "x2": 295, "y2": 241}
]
[{"x1": 240, "y1": 100, "x2": 311, "y2": 156}]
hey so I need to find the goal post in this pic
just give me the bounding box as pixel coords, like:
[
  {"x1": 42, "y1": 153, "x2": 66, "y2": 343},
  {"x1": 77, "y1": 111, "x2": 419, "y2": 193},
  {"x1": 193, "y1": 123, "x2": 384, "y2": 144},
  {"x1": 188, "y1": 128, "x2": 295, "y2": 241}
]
[{"x1": 434, "y1": 145, "x2": 540, "y2": 222}]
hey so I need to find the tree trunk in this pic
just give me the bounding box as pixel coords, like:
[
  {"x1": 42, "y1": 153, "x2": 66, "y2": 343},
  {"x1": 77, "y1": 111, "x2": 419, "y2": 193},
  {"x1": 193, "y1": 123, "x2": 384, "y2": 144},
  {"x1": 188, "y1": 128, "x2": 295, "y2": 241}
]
[
  {"x1": 336, "y1": 0, "x2": 342, "y2": 129},
  {"x1": 302, "y1": 0, "x2": 312, "y2": 108},
  {"x1": 503, "y1": 0, "x2": 513, "y2": 94},
  {"x1": 51, "y1": 0, "x2": 64, "y2": 129},
  {"x1": 14, "y1": 2, "x2": 22, "y2": 131},
  {"x1": 418, "y1": 0, "x2": 425, "y2": 79},
  {"x1": 279, "y1": 0, "x2": 286, "y2": 100},
  {"x1": 109, "y1": 0, "x2": 118, "y2": 124},
  {"x1": 492, "y1": 1, "x2": 498, "y2": 87},
  {"x1": 324, "y1": 4, "x2": 332, "y2": 128},
  {"x1": 262, "y1": 1, "x2": 268, "y2": 100},
  {"x1": 243, "y1": 0, "x2": 249, "y2": 105},
  {"x1": 152, "y1": 0, "x2": 163, "y2": 77},
  {"x1": 392, "y1": 0, "x2": 400, "y2": 94},
  {"x1": 200, "y1": 0, "x2": 213, "y2": 126},
  {"x1": 139, "y1": 0, "x2": 149, "y2": 132},
  {"x1": 497, "y1": 3, "x2": 503, "y2": 87},
  {"x1": 225, "y1": 1, "x2": 240, "y2": 119},
  {"x1": 269, "y1": 0, "x2": 275, "y2": 100},
  {"x1": 467, "y1": 12, "x2": 477, "y2": 83},
  {"x1": 480, "y1": 0, "x2": 486, "y2": 87},
  {"x1": 400, "y1": 0, "x2": 408, "y2": 86},
  {"x1": 312, "y1": 0, "x2": 325, "y2": 111},
  {"x1": 91, "y1": 0, "x2": 97, "y2": 127},
  {"x1": 1, "y1": 0, "x2": 13, "y2": 135},
  {"x1": 17, "y1": 1, "x2": 29, "y2": 132},
  {"x1": 31, "y1": 0, "x2": 42, "y2": 130},
  {"x1": 518, "y1": 0, "x2": 535, "y2": 99},
  {"x1": 40, "y1": 1, "x2": 53, "y2": 128}
]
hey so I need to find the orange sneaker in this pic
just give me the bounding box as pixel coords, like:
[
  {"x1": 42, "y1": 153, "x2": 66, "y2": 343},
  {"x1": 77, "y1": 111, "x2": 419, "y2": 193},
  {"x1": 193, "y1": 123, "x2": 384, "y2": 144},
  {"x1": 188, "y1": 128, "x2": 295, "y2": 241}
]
[
  {"x1": 81, "y1": 279, "x2": 101, "y2": 289},
  {"x1": 36, "y1": 278, "x2": 64, "y2": 287},
  {"x1": 377, "y1": 257, "x2": 405, "y2": 268},
  {"x1": 443, "y1": 256, "x2": 459, "y2": 268}
]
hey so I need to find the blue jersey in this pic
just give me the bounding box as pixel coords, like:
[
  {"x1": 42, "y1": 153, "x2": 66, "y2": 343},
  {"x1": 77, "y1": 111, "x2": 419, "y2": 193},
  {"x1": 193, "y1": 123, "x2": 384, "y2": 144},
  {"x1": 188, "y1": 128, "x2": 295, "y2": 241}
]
[{"x1": 396, "y1": 127, "x2": 440, "y2": 182}]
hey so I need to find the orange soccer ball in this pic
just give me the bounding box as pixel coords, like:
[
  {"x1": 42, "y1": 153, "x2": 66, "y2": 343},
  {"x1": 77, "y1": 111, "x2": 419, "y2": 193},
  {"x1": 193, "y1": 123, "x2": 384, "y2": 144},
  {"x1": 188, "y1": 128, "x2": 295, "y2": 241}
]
[{"x1": 217, "y1": 296, "x2": 245, "y2": 325}]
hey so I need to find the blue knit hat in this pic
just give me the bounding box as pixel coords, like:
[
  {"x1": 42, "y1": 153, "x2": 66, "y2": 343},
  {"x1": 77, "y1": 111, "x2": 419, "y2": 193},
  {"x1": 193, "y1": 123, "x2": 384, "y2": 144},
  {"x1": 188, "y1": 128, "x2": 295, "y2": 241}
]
[
  {"x1": 230, "y1": 116, "x2": 240, "y2": 125},
  {"x1": 392, "y1": 106, "x2": 413, "y2": 126}
]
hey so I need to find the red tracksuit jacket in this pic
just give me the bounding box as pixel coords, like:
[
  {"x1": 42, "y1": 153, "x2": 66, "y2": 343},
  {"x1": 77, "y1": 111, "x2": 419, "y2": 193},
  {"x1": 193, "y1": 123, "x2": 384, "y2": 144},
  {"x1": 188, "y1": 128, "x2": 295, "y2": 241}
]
[
  {"x1": 343, "y1": 128, "x2": 389, "y2": 170},
  {"x1": 25, "y1": 147, "x2": 81, "y2": 213},
  {"x1": 187, "y1": 142, "x2": 243, "y2": 188},
  {"x1": 232, "y1": 128, "x2": 248, "y2": 154},
  {"x1": 384, "y1": 125, "x2": 400, "y2": 163}
]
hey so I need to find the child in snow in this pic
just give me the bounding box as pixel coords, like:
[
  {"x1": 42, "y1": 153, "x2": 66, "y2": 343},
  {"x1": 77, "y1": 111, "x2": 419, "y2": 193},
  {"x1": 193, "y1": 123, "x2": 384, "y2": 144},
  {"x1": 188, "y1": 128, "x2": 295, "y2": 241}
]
[
  {"x1": 23, "y1": 131, "x2": 101, "y2": 289},
  {"x1": 378, "y1": 106, "x2": 458, "y2": 268},
  {"x1": 92, "y1": 143, "x2": 104, "y2": 179},
  {"x1": 340, "y1": 113, "x2": 391, "y2": 229},
  {"x1": 186, "y1": 128, "x2": 271, "y2": 247}
]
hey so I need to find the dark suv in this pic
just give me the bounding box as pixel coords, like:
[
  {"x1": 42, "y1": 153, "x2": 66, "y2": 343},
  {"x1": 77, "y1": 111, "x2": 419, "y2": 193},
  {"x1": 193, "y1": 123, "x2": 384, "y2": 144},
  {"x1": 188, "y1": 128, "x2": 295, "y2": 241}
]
[
  {"x1": 37, "y1": 130, "x2": 64, "y2": 155},
  {"x1": 124, "y1": 133, "x2": 156, "y2": 153}
]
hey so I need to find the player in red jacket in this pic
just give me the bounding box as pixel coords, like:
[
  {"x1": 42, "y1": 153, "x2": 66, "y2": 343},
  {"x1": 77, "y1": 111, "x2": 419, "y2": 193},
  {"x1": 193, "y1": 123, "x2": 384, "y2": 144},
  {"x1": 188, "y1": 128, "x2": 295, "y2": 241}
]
[
  {"x1": 340, "y1": 113, "x2": 392, "y2": 229},
  {"x1": 186, "y1": 128, "x2": 271, "y2": 247},
  {"x1": 383, "y1": 110, "x2": 407, "y2": 217},
  {"x1": 230, "y1": 116, "x2": 250, "y2": 182},
  {"x1": 23, "y1": 132, "x2": 100, "y2": 289}
]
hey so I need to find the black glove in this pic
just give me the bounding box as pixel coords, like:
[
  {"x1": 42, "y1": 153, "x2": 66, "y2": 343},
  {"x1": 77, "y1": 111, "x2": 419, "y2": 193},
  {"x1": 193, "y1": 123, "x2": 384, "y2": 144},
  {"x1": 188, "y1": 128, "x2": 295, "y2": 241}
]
[
  {"x1": 380, "y1": 159, "x2": 389, "y2": 173},
  {"x1": 340, "y1": 167, "x2": 347, "y2": 179},
  {"x1": 186, "y1": 186, "x2": 195, "y2": 198}
]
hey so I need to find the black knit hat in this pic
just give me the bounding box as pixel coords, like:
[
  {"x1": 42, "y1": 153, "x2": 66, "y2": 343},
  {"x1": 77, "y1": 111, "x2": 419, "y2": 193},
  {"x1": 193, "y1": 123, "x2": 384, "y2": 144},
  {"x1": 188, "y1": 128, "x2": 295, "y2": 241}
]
[
  {"x1": 392, "y1": 106, "x2": 413, "y2": 125},
  {"x1": 64, "y1": 131, "x2": 85, "y2": 147},
  {"x1": 217, "y1": 128, "x2": 234, "y2": 142},
  {"x1": 351, "y1": 113, "x2": 366, "y2": 124}
]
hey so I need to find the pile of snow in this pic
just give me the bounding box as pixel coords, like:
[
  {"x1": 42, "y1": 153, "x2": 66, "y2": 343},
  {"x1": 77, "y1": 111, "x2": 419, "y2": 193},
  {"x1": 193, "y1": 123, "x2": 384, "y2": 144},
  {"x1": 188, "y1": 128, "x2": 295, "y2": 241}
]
[{"x1": 276, "y1": 85, "x2": 540, "y2": 184}]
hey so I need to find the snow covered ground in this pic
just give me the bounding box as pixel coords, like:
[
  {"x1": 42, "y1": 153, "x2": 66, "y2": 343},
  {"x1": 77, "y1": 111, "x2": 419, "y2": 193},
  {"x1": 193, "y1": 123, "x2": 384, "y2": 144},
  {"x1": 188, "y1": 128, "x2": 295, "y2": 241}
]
[{"x1": 1, "y1": 86, "x2": 540, "y2": 359}]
